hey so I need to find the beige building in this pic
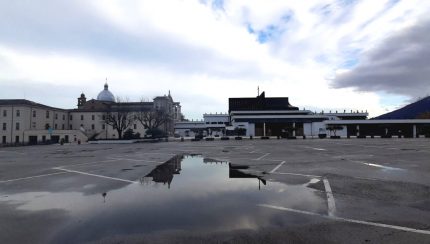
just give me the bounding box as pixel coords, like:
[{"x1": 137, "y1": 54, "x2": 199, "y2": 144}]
[{"x1": 0, "y1": 83, "x2": 182, "y2": 145}]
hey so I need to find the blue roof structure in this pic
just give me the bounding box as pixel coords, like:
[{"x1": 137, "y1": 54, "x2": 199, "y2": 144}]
[{"x1": 375, "y1": 96, "x2": 430, "y2": 119}]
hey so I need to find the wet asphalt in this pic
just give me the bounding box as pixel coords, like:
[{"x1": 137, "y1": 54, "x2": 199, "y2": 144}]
[{"x1": 0, "y1": 138, "x2": 429, "y2": 244}]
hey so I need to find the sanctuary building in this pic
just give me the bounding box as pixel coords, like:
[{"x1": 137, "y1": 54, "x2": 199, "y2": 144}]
[{"x1": 0, "y1": 83, "x2": 182, "y2": 145}]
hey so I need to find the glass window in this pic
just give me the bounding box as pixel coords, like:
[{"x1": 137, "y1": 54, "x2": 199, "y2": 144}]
[
  {"x1": 91, "y1": 124, "x2": 95, "y2": 130},
  {"x1": 63, "y1": 114, "x2": 65, "y2": 120},
  {"x1": 16, "y1": 110, "x2": 20, "y2": 117},
  {"x1": 33, "y1": 110, "x2": 36, "y2": 117},
  {"x1": 55, "y1": 113, "x2": 58, "y2": 120},
  {"x1": 16, "y1": 122, "x2": 20, "y2": 130},
  {"x1": 3, "y1": 110, "x2": 7, "y2": 117},
  {"x1": 46, "y1": 111, "x2": 50, "y2": 119},
  {"x1": 81, "y1": 115, "x2": 84, "y2": 120},
  {"x1": 92, "y1": 115, "x2": 95, "y2": 120},
  {"x1": 70, "y1": 115, "x2": 73, "y2": 120},
  {"x1": 2, "y1": 123, "x2": 6, "y2": 130}
]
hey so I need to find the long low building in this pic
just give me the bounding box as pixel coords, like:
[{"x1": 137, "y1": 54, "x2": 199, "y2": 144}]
[
  {"x1": 325, "y1": 119, "x2": 430, "y2": 138},
  {"x1": 175, "y1": 92, "x2": 430, "y2": 138}
]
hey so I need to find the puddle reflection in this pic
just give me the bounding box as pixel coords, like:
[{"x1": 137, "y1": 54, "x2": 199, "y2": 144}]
[{"x1": 0, "y1": 155, "x2": 326, "y2": 243}]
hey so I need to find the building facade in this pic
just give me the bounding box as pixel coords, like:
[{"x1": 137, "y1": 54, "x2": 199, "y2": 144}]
[
  {"x1": 0, "y1": 83, "x2": 182, "y2": 145},
  {"x1": 175, "y1": 91, "x2": 430, "y2": 138}
]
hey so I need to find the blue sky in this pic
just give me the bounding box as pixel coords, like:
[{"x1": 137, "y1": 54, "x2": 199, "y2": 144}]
[{"x1": 0, "y1": 0, "x2": 429, "y2": 119}]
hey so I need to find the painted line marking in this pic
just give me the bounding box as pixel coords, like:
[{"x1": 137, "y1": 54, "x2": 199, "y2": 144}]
[
  {"x1": 258, "y1": 204, "x2": 430, "y2": 235},
  {"x1": 271, "y1": 172, "x2": 322, "y2": 178},
  {"x1": 309, "y1": 147, "x2": 327, "y2": 151},
  {"x1": 53, "y1": 168, "x2": 137, "y2": 184},
  {"x1": 346, "y1": 159, "x2": 404, "y2": 171},
  {"x1": 323, "y1": 178, "x2": 336, "y2": 217},
  {"x1": 255, "y1": 153, "x2": 270, "y2": 161},
  {"x1": 269, "y1": 161, "x2": 286, "y2": 173},
  {"x1": 0, "y1": 172, "x2": 68, "y2": 183}
]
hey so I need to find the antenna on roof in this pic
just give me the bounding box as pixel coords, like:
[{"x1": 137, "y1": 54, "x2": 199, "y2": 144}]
[{"x1": 257, "y1": 86, "x2": 260, "y2": 96}]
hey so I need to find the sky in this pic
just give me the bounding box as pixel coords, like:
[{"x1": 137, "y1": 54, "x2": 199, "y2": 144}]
[{"x1": 0, "y1": 0, "x2": 429, "y2": 119}]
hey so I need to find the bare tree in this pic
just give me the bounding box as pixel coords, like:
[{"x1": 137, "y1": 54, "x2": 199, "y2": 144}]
[
  {"x1": 136, "y1": 108, "x2": 171, "y2": 130},
  {"x1": 103, "y1": 97, "x2": 135, "y2": 139}
]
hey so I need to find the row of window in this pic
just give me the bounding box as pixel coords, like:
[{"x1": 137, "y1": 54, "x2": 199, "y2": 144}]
[
  {"x1": 2, "y1": 122, "x2": 20, "y2": 130},
  {"x1": 2, "y1": 109, "x2": 69, "y2": 120},
  {"x1": 205, "y1": 122, "x2": 228, "y2": 125},
  {"x1": 69, "y1": 114, "x2": 102, "y2": 121},
  {"x1": 3, "y1": 110, "x2": 20, "y2": 117},
  {"x1": 1, "y1": 110, "x2": 108, "y2": 121},
  {"x1": 1, "y1": 135, "x2": 20, "y2": 144},
  {"x1": 2, "y1": 122, "x2": 139, "y2": 131}
]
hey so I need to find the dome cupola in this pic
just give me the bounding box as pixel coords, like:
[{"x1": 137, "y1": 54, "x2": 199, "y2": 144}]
[{"x1": 97, "y1": 82, "x2": 115, "y2": 102}]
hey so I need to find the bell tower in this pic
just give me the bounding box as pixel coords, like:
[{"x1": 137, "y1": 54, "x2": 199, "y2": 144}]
[{"x1": 77, "y1": 93, "x2": 87, "y2": 108}]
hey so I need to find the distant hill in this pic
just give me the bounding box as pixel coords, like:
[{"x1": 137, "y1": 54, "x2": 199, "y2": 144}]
[{"x1": 375, "y1": 96, "x2": 430, "y2": 119}]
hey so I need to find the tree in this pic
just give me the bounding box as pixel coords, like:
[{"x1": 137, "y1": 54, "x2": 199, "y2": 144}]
[
  {"x1": 326, "y1": 125, "x2": 343, "y2": 137},
  {"x1": 136, "y1": 108, "x2": 171, "y2": 131},
  {"x1": 103, "y1": 97, "x2": 135, "y2": 140},
  {"x1": 145, "y1": 128, "x2": 166, "y2": 138},
  {"x1": 123, "y1": 129, "x2": 141, "y2": 140}
]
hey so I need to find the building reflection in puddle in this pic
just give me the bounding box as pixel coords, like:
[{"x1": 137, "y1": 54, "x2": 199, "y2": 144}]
[{"x1": 140, "y1": 155, "x2": 266, "y2": 190}]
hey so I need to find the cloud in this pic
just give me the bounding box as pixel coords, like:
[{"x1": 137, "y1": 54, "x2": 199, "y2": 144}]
[
  {"x1": 332, "y1": 18, "x2": 430, "y2": 97},
  {"x1": 0, "y1": 0, "x2": 429, "y2": 119}
]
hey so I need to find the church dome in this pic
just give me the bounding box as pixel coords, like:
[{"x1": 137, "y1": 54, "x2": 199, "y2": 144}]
[{"x1": 97, "y1": 83, "x2": 115, "y2": 102}]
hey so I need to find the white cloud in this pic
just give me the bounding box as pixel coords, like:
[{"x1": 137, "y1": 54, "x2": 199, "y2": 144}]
[{"x1": 0, "y1": 0, "x2": 428, "y2": 119}]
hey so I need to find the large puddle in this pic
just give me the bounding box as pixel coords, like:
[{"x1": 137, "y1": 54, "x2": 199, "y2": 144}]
[{"x1": 1, "y1": 155, "x2": 326, "y2": 243}]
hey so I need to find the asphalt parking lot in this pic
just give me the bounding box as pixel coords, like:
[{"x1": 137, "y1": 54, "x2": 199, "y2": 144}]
[{"x1": 0, "y1": 138, "x2": 430, "y2": 244}]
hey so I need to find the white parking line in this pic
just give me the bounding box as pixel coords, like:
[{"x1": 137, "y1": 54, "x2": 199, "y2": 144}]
[
  {"x1": 323, "y1": 178, "x2": 336, "y2": 216},
  {"x1": 0, "y1": 172, "x2": 68, "y2": 183},
  {"x1": 309, "y1": 147, "x2": 327, "y2": 151},
  {"x1": 346, "y1": 159, "x2": 404, "y2": 171},
  {"x1": 258, "y1": 204, "x2": 430, "y2": 235},
  {"x1": 53, "y1": 168, "x2": 137, "y2": 184},
  {"x1": 255, "y1": 153, "x2": 270, "y2": 161},
  {"x1": 269, "y1": 161, "x2": 286, "y2": 173}
]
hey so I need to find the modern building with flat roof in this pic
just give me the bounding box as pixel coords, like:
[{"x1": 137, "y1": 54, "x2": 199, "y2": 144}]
[{"x1": 175, "y1": 92, "x2": 430, "y2": 139}]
